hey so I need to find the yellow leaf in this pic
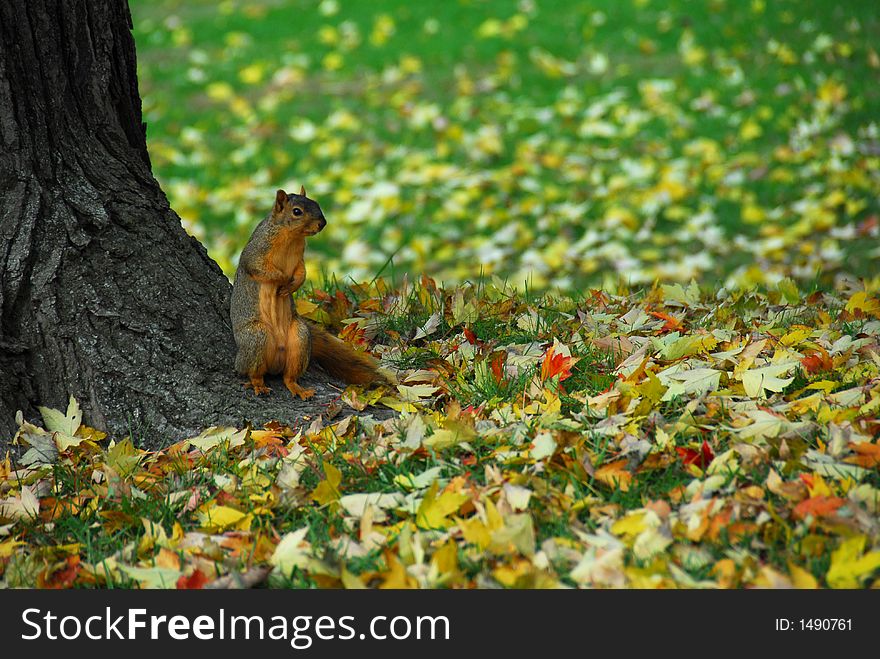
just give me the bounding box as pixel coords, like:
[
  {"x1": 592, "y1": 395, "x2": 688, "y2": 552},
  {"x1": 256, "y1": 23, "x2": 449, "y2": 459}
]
[
  {"x1": 311, "y1": 463, "x2": 342, "y2": 506},
  {"x1": 777, "y1": 278, "x2": 800, "y2": 304},
  {"x1": 458, "y1": 515, "x2": 491, "y2": 550},
  {"x1": 271, "y1": 527, "x2": 312, "y2": 577},
  {"x1": 186, "y1": 426, "x2": 247, "y2": 452},
  {"x1": 654, "y1": 333, "x2": 718, "y2": 361},
  {"x1": 0, "y1": 539, "x2": 24, "y2": 558},
  {"x1": 611, "y1": 511, "x2": 648, "y2": 538},
  {"x1": 197, "y1": 504, "x2": 249, "y2": 532},
  {"x1": 423, "y1": 422, "x2": 475, "y2": 450},
  {"x1": 155, "y1": 547, "x2": 181, "y2": 570},
  {"x1": 377, "y1": 396, "x2": 418, "y2": 413},
  {"x1": 661, "y1": 282, "x2": 700, "y2": 307},
  {"x1": 492, "y1": 558, "x2": 535, "y2": 587},
  {"x1": 238, "y1": 63, "x2": 265, "y2": 85},
  {"x1": 489, "y1": 513, "x2": 536, "y2": 557},
  {"x1": 38, "y1": 396, "x2": 81, "y2": 436},
  {"x1": 379, "y1": 551, "x2": 416, "y2": 589},
  {"x1": 739, "y1": 120, "x2": 762, "y2": 141},
  {"x1": 138, "y1": 517, "x2": 171, "y2": 555},
  {"x1": 779, "y1": 327, "x2": 812, "y2": 347},
  {"x1": 117, "y1": 565, "x2": 181, "y2": 589},
  {"x1": 742, "y1": 362, "x2": 796, "y2": 398},
  {"x1": 104, "y1": 438, "x2": 141, "y2": 477},
  {"x1": 485, "y1": 497, "x2": 505, "y2": 530},
  {"x1": 803, "y1": 473, "x2": 833, "y2": 498},
  {"x1": 788, "y1": 563, "x2": 818, "y2": 589},
  {"x1": 415, "y1": 481, "x2": 468, "y2": 529},
  {"x1": 206, "y1": 82, "x2": 233, "y2": 101},
  {"x1": 827, "y1": 536, "x2": 880, "y2": 588},
  {"x1": 845, "y1": 291, "x2": 880, "y2": 318},
  {"x1": 393, "y1": 466, "x2": 442, "y2": 491},
  {"x1": 295, "y1": 298, "x2": 320, "y2": 317},
  {"x1": 55, "y1": 432, "x2": 88, "y2": 452},
  {"x1": 741, "y1": 203, "x2": 765, "y2": 223},
  {"x1": 638, "y1": 371, "x2": 667, "y2": 404},
  {"x1": 341, "y1": 567, "x2": 366, "y2": 589},
  {"x1": 396, "y1": 384, "x2": 439, "y2": 401},
  {"x1": 431, "y1": 540, "x2": 459, "y2": 575},
  {"x1": 659, "y1": 367, "x2": 722, "y2": 401}
]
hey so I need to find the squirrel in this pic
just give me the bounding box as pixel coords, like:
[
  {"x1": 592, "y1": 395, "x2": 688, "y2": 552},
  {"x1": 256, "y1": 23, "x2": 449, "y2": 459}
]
[{"x1": 230, "y1": 186, "x2": 381, "y2": 399}]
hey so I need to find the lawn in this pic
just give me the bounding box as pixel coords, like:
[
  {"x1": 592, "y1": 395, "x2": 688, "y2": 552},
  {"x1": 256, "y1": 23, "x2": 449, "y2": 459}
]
[
  {"x1": 1, "y1": 0, "x2": 879, "y2": 589},
  {"x1": 131, "y1": 0, "x2": 879, "y2": 289}
]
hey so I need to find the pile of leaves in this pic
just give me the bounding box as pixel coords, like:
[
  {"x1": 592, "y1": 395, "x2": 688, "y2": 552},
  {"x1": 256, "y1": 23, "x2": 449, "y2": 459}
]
[{"x1": 2, "y1": 276, "x2": 879, "y2": 588}]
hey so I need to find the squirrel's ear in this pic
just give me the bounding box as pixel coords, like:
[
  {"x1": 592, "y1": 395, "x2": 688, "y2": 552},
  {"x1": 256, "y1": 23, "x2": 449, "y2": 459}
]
[
  {"x1": 274, "y1": 189, "x2": 287, "y2": 214},
  {"x1": 299, "y1": 185, "x2": 307, "y2": 197}
]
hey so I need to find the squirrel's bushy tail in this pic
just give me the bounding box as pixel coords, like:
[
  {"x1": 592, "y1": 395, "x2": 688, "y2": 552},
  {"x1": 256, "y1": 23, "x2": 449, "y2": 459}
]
[{"x1": 308, "y1": 322, "x2": 382, "y2": 384}]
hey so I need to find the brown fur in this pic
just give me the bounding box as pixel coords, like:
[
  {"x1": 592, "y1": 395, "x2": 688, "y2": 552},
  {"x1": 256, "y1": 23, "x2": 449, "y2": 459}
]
[
  {"x1": 283, "y1": 316, "x2": 313, "y2": 399},
  {"x1": 257, "y1": 230, "x2": 304, "y2": 375}
]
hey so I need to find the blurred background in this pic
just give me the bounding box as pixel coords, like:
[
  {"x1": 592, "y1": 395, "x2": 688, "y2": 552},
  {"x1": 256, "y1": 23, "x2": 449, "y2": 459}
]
[{"x1": 131, "y1": 0, "x2": 880, "y2": 292}]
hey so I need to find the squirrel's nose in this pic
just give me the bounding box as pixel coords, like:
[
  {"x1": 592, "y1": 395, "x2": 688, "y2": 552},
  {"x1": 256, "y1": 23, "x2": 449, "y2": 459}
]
[{"x1": 318, "y1": 217, "x2": 327, "y2": 230}]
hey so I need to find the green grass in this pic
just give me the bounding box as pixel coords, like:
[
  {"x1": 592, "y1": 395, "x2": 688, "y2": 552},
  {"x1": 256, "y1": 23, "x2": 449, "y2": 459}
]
[{"x1": 131, "y1": 0, "x2": 880, "y2": 291}]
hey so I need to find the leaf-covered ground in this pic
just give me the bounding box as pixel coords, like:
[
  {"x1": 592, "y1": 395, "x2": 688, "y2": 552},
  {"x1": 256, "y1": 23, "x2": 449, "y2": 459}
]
[
  {"x1": 7, "y1": 0, "x2": 878, "y2": 589},
  {"x1": 2, "y1": 278, "x2": 879, "y2": 588},
  {"x1": 132, "y1": 0, "x2": 880, "y2": 290}
]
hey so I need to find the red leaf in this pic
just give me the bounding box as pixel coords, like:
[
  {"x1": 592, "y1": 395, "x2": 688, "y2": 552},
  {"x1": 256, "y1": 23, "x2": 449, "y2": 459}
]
[
  {"x1": 489, "y1": 351, "x2": 506, "y2": 384},
  {"x1": 676, "y1": 441, "x2": 714, "y2": 469},
  {"x1": 177, "y1": 569, "x2": 209, "y2": 590},
  {"x1": 38, "y1": 556, "x2": 81, "y2": 589},
  {"x1": 463, "y1": 327, "x2": 478, "y2": 345},
  {"x1": 800, "y1": 348, "x2": 832, "y2": 374},
  {"x1": 540, "y1": 345, "x2": 578, "y2": 383},
  {"x1": 701, "y1": 440, "x2": 715, "y2": 465},
  {"x1": 792, "y1": 496, "x2": 846, "y2": 520}
]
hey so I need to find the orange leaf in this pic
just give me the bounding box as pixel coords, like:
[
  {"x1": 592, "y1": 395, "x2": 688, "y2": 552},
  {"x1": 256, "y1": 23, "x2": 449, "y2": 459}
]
[
  {"x1": 800, "y1": 348, "x2": 832, "y2": 374},
  {"x1": 846, "y1": 442, "x2": 880, "y2": 468},
  {"x1": 177, "y1": 569, "x2": 209, "y2": 589},
  {"x1": 594, "y1": 459, "x2": 632, "y2": 492},
  {"x1": 339, "y1": 323, "x2": 367, "y2": 346},
  {"x1": 649, "y1": 311, "x2": 683, "y2": 333},
  {"x1": 793, "y1": 496, "x2": 846, "y2": 520},
  {"x1": 540, "y1": 345, "x2": 578, "y2": 382}
]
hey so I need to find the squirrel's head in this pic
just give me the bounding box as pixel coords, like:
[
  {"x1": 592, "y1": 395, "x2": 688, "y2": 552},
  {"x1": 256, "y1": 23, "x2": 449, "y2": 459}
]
[{"x1": 271, "y1": 186, "x2": 326, "y2": 236}]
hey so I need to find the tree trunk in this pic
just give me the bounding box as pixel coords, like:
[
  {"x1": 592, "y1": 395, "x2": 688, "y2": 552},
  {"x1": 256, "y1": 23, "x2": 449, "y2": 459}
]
[{"x1": 0, "y1": 0, "x2": 365, "y2": 451}]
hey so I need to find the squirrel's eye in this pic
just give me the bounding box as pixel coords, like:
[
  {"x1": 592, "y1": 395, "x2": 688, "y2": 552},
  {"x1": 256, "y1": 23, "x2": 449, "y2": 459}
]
[{"x1": 292, "y1": 208, "x2": 303, "y2": 216}]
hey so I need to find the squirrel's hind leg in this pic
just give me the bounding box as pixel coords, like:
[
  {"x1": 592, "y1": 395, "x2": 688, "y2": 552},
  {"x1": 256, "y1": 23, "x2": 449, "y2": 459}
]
[
  {"x1": 235, "y1": 323, "x2": 273, "y2": 395},
  {"x1": 283, "y1": 316, "x2": 315, "y2": 400},
  {"x1": 246, "y1": 374, "x2": 271, "y2": 396}
]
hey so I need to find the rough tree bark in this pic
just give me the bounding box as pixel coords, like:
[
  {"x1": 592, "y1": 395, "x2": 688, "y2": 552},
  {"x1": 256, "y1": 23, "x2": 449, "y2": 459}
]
[{"x1": 0, "y1": 0, "x2": 373, "y2": 451}]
